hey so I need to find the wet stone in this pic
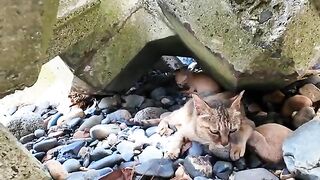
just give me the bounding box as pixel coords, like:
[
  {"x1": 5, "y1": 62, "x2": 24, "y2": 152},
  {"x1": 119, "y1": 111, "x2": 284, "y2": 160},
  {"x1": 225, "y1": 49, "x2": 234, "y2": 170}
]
[
  {"x1": 183, "y1": 156, "x2": 213, "y2": 178},
  {"x1": 47, "y1": 113, "x2": 63, "y2": 129},
  {"x1": 122, "y1": 94, "x2": 145, "y2": 109},
  {"x1": 45, "y1": 159, "x2": 68, "y2": 180},
  {"x1": 283, "y1": 119, "x2": 320, "y2": 179},
  {"x1": 90, "y1": 124, "x2": 121, "y2": 140},
  {"x1": 33, "y1": 138, "x2": 59, "y2": 152},
  {"x1": 132, "y1": 107, "x2": 167, "y2": 124},
  {"x1": 150, "y1": 87, "x2": 167, "y2": 101},
  {"x1": 138, "y1": 146, "x2": 163, "y2": 163},
  {"x1": 117, "y1": 141, "x2": 135, "y2": 161},
  {"x1": 7, "y1": 111, "x2": 45, "y2": 139},
  {"x1": 88, "y1": 153, "x2": 123, "y2": 170},
  {"x1": 98, "y1": 95, "x2": 121, "y2": 109},
  {"x1": 78, "y1": 115, "x2": 104, "y2": 131},
  {"x1": 24, "y1": 142, "x2": 35, "y2": 151},
  {"x1": 56, "y1": 140, "x2": 86, "y2": 163},
  {"x1": 101, "y1": 109, "x2": 132, "y2": 124},
  {"x1": 66, "y1": 117, "x2": 82, "y2": 129},
  {"x1": 213, "y1": 161, "x2": 233, "y2": 180},
  {"x1": 234, "y1": 168, "x2": 278, "y2": 180},
  {"x1": 107, "y1": 133, "x2": 118, "y2": 146},
  {"x1": 188, "y1": 141, "x2": 204, "y2": 156},
  {"x1": 145, "y1": 126, "x2": 158, "y2": 137},
  {"x1": 63, "y1": 159, "x2": 81, "y2": 173},
  {"x1": 33, "y1": 152, "x2": 46, "y2": 161},
  {"x1": 34, "y1": 129, "x2": 46, "y2": 138},
  {"x1": 90, "y1": 147, "x2": 113, "y2": 161},
  {"x1": 20, "y1": 133, "x2": 36, "y2": 144},
  {"x1": 135, "y1": 159, "x2": 174, "y2": 178}
]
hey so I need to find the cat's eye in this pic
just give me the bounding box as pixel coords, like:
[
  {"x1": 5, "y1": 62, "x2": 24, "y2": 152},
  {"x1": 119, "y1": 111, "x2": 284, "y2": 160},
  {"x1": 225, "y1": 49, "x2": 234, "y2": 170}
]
[
  {"x1": 230, "y1": 129, "x2": 237, "y2": 133},
  {"x1": 209, "y1": 129, "x2": 219, "y2": 135}
]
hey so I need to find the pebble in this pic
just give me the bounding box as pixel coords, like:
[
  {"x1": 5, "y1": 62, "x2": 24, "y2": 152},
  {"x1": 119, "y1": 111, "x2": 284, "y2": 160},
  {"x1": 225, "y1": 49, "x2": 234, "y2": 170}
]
[
  {"x1": 234, "y1": 168, "x2": 278, "y2": 180},
  {"x1": 299, "y1": 83, "x2": 320, "y2": 102},
  {"x1": 292, "y1": 106, "x2": 315, "y2": 128},
  {"x1": 56, "y1": 140, "x2": 86, "y2": 163},
  {"x1": 213, "y1": 161, "x2": 233, "y2": 180},
  {"x1": 281, "y1": 95, "x2": 312, "y2": 117},
  {"x1": 57, "y1": 107, "x2": 85, "y2": 126},
  {"x1": 63, "y1": 159, "x2": 81, "y2": 173},
  {"x1": 119, "y1": 123, "x2": 127, "y2": 130},
  {"x1": 98, "y1": 95, "x2": 121, "y2": 109},
  {"x1": 140, "y1": 98, "x2": 155, "y2": 109},
  {"x1": 119, "y1": 161, "x2": 139, "y2": 169},
  {"x1": 67, "y1": 169, "x2": 100, "y2": 180},
  {"x1": 194, "y1": 177, "x2": 211, "y2": 180},
  {"x1": 161, "y1": 96, "x2": 175, "y2": 106},
  {"x1": 47, "y1": 113, "x2": 63, "y2": 129},
  {"x1": 283, "y1": 119, "x2": 320, "y2": 179},
  {"x1": 66, "y1": 117, "x2": 82, "y2": 129},
  {"x1": 96, "y1": 140, "x2": 111, "y2": 149},
  {"x1": 33, "y1": 138, "x2": 59, "y2": 152},
  {"x1": 150, "y1": 87, "x2": 167, "y2": 101},
  {"x1": 101, "y1": 109, "x2": 132, "y2": 124},
  {"x1": 90, "y1": 147, "x2": 113, "y2": 161},
  {"x1": 88, "y1": 153, "x2": 123, "y2": 170},
  {"x1": 78, "y1": 115, "x2": 103, "y2": 131},
  {"x1": 7, "y1": 111, "x2": 45, "y2": 139},
  {"x1": 34, "y1": 129, "x2": 46, "y2": 138},
  {"x1": 20, "y1": 133, "x2": 36, "y2": 144},
  {"x1": 138, "y1": 146, "x2": 163, "y2": 163},
  {"x1": 117, "y1": 141, "x2": 135, "y2": 161},
  {"x1": 234, "y1": 157, "x2": 247, "y2": 171},
  {"x1": 107, "y1": 133, "x2": 118, "y2": 146},
  {"x1": 263, "y1": 90, "x2": 285, "y2": 104},
  {"x1": 24, "y1": 142, "x2": 34, "y2": 151},
  {"x1": 33, "y1": 152, "x2": 46, "y2": 161},
  {"x1": 90, "y1": 124, "x2": 121, "y2": 140},
  {"x1": 188, "y1": 141, "x2": 204, "y2": 156},
  {"x1": 45, "y1": 160, "x2": 68, "y2": 180},
  {"x1": 132, "y1": 107, "x2": 167, "y2": 124},
  {"x1": 73, "y1": 130, "x2": 90, "y2": 139},
  {"x1": 145, "y1": 126, "x2": 158, "y2": 137},
  {"x1": 122, "y1": 94, "x2": 145, "y2": 109},
  {"x1": 128, "y1": 129, "x2": 147, "y2": 143},
  {"x1": 135, "y1": 159, "x2": 174, "y2": 178},
  {"x1": 183, "y1": 156, "x2": 212, "y2": 178}
]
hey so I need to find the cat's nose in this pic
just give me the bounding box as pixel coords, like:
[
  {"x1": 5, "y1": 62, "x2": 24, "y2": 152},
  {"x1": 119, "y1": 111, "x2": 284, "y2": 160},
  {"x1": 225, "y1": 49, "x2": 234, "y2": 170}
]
[
  {"x1": 221, "y1": 140, "x2": 229, "y2": 146},
  {"x1": 220, "y1": 137, "x2": 229, "y2": 146}
]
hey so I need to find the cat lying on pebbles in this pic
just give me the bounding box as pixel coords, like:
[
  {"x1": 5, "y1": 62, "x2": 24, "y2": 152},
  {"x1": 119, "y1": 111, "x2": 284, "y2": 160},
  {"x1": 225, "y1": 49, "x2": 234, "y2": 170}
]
[
  {"x1": 157, "y1": 91, "x2": 255, "y2": 161},
  {"x1": 175, "y1": 69, "x2": 221, "y2": 96}
]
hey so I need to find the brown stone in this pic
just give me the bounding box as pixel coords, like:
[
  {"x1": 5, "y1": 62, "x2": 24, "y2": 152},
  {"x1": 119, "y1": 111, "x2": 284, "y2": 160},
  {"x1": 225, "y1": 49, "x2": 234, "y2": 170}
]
[
  {"x1": 281, "y1": 95, "x2": 313, "y2": 117},
  {"x1": 299, "y1": 83, "x2": 320, "y2": 102}
]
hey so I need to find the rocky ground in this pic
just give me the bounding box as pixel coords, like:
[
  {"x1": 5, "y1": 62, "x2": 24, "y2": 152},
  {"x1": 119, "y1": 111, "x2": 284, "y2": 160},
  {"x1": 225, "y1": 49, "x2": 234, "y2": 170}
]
[{"x1": 2, "y1": 60, "x2": 320, "y2": 180}]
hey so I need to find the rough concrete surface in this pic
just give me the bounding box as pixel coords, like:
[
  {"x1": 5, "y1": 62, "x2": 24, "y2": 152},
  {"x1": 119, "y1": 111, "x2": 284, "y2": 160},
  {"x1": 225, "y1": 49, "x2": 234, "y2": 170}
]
[{"x1": 0, "y1": 123, "x2": 51, "y2": 179}]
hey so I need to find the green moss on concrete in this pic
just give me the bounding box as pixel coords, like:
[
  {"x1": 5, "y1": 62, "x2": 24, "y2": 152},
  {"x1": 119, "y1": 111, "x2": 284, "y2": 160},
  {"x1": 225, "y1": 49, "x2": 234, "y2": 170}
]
[
  {"x1": 47, "y1": 0, "x2": 100, "y2": 58},
  {"x1": 282, "y1": 3, "x2": 320, "y2": 72}
]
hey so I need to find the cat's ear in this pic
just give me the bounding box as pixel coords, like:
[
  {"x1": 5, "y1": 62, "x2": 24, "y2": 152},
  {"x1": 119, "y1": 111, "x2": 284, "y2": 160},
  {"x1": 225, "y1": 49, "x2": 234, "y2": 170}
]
[
  {"x1": 230, "y1": 90, "x2": 244, "y2": 111},
  {"x1": 192, "y1": 94, "x2": 210, "y2": 115}
]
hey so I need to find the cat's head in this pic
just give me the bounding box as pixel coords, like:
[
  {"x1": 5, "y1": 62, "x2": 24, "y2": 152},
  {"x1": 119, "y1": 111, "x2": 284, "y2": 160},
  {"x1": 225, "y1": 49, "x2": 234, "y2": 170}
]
[{"x1": 192, "y1": 91, "x2": 244, "y2": 146}]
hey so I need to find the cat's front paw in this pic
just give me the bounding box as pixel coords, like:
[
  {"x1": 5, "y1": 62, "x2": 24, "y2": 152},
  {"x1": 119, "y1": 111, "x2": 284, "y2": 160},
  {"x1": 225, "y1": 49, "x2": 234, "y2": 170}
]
[
  {"x1": 164, "y1": 148, "x2": 180, "y2": 159},
  {"x1": 157, "y1": 121, "x2": 174, "y2": 136},
  {"x1": 230, "y1": 143, "x2": 246, "y2": 161}
]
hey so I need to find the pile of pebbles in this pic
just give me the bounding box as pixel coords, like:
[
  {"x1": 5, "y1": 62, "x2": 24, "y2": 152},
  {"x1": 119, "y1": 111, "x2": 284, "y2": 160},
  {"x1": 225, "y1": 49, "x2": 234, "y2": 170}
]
[{"x1": 3, "y1": 69, "x2": 320, "y2": 180}]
